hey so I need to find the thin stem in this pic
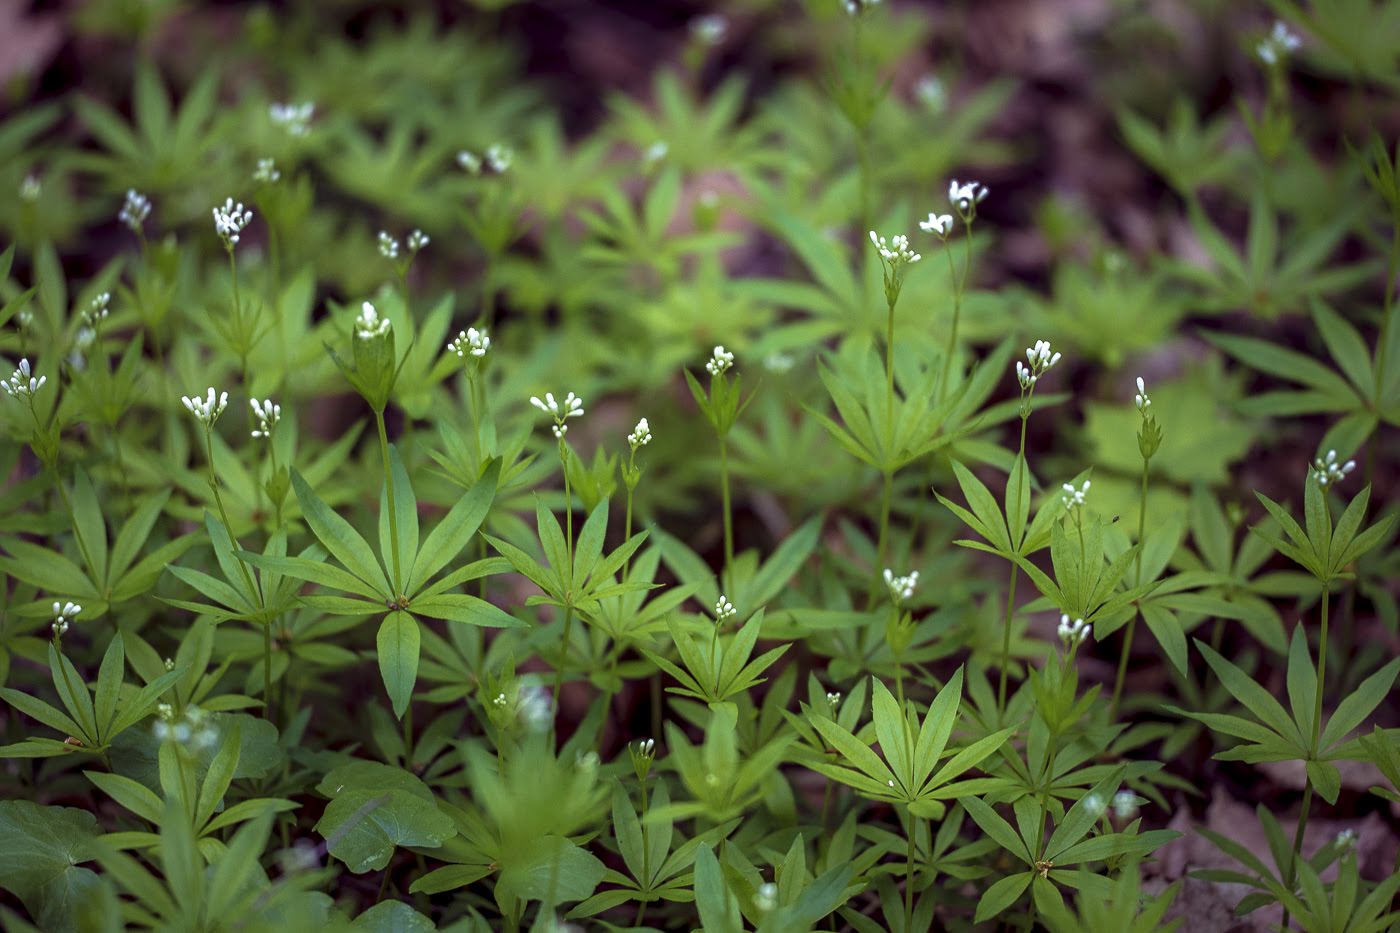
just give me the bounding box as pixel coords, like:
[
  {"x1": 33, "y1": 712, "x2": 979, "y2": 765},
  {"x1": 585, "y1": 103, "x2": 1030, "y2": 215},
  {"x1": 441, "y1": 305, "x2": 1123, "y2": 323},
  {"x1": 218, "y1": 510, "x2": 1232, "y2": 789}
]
[
  {"x1": 1313, "y1": 583, "x2": 1329, "y2": 754},
  {"x1": 561, "y1": 441, "x2": 574, "y2": 567},
  {"x1": 550, "y1": 604, "x2": 575, "y2": 723},
  {"x1": 263, "y1": 623, "x2": 274, "y2": 724},
  {"x1": 904, "y1": 811, "x2": 917, "y2": 922},
  {"x1": 623, "y1": 486, "x2": 635, "y2": 579},
  {"x1": 885, "y1": 297, "x2": 897, "y2": 423},
  {"x1": 375, "y1": 410, "x2": 403, "y2": 594},
  {"x1": 1112, "y1": 456, "x2": 1151, "y2": 716},
  {"x1": 996, "y1": 562, "x2": 1019, "y2": 719},
  {"x1": 204, "y1": 431, "x2": 258, "y2": 600},
  {"x1": 719, "y1": 436, "x2": 734, "y2": 573},
  {"x1": 868, "y1": 469, "x2": 893, "y2": 609},
  {"x1": 1281, "y1": 781, "x2": 1315, "y2": 931}
]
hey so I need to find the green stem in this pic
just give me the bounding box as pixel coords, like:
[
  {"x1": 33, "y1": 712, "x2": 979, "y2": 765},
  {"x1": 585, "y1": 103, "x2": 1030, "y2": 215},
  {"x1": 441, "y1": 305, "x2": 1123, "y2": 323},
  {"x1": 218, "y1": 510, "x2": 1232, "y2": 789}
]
[
  {"x1": 561, "y1": 442, "x2": 574, "y2": 567},
  {"x1": 263, "y1": 623, "x2": 273, "y2": 723},
  {"x1": 996, "y1": 562, "x2": 1019, "y2": 719},
  {"x1": 868, "y1": 469, "x2": 893, "y2": 609},
  {"x1": 1313, "y1": 583, "x2": 1329, "y2": 754},
  {"x1": 1281, "y1": 780, "x2": 1314, "y2": 932},
  {"x1": 885, "y1": 297, "x2": 897, "y2": 423},
  {"x1": 204, "y1": 432, "x2": 258, "y2": 601},
  {"x1": 623, "y1": 486, "x2": 635, "y2": 579},
  {"x1": 551, "y1": 605, "x2": 574, "y2": 727},
  {"x1": 904, "y1": 811, "x2": 917, "y2": 922},
  {"x1": 719, "y1": 436, "x2": 733, "y2": 574},
  {"x1": 1112, "y1": 456, "x2": 1151, "y2": 716},
  {"x1": 374, "y1": 409, "x2": 403, "y2": 593}
]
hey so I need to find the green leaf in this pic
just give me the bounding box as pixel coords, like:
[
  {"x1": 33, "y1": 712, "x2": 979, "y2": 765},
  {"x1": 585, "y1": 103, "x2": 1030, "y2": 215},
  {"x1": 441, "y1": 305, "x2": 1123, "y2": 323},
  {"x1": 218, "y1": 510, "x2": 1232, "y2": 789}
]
[
  {"x1": 0, "y1": 801, "x2": 101, "y2": 932},
  {"x1": 314, "y1": 762, "x2": 453, "y2": 873},
  {"x1": 1194, "y1": 639, "x2": 1301, "y2": 746},
  {"x1": 408, "y1": 458, "x2": 498, "y2": 593},
  {"x1": 1284, "y1": 625, "x2": 1318, "y2": 747},
  {"x1": 291, "y1": 470, "x2": 390, "y2": 595},
  {"x1": 378, "y1": 444, "x2": 418, "y2": 593},
  {"x1": 377, "y1": 612, "x2": 420, "y2": 719},
  {"x1": 351, "y1": 901, "x2": 435, "y2": 932},
  {"x1": 974, "y1": 871, "x2": 1033, "y2": 923},
  {"x1": 69, "y1": 470, "x2": 108, "y2": 586},
  {"x1": 1320, "y1": 657, "x2": 1400, "y2": 749},
  {"x1": 496, "y1": 835, "x2": 606, "y2": 905}
]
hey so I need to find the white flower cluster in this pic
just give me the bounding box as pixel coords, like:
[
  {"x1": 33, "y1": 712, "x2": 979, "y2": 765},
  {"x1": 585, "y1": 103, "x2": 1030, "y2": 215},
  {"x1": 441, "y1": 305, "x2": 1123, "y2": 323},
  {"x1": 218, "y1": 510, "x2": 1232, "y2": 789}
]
[
  {"x1": 825, "y1": 691, "x2": 841, "y2": 708},
  {"x1": 705, "y1": 345, "x2": 735, "y2": 377},
  {"x1": 636, "y1": 737, "x2": 656, "y2": 757},
  {"x1": 250, "y1": 398, "x2": 281, "y2": 439},
  {"x1": 949, "y1": 178, "x2": 989, "y2": 215},
  {"x1": 530, "y1": 391, "x2": 584, "y2": 438},
  {"x1": 456, "y1": 150, "x2": 483, "y2": 174},
  {"x1": 83, "y1": 293, "x2": 110, "y2": 328},
  {"x1": 52, "y1": 601, "x2": 81, "y2": 638},
  {"x1": 407, "y1": 229, "x2": 429, "y2": 252},
  {"x1": 1335, "y1": 828, "x2": 1358, "y2": 853},
  {"x1": 153, "y1": 703, "x2": 218, "y2": 748},
  {"x1": 755, "y1": 882, "x2": 778, "y2": 912},
  {"x1": 377, "y1": 231, "x2": 400, "y2": 259},
  {"x1": 486, "y1": 144, "x2": 513, "y2": 173},
  {"x1": 843, "y1": 0, "x2": 881, "y2": 14},
  {"x1": 915, "y1": 75, "x2": 946, "y2": 112},
  {"x1": 269, "y1": 101, "x2": 314, "y2": 136},
  {"x1": 356, "y1": 301, "x2": 391, "y2": 340},
  {"x1": 1112, "y1": 790, "x2": 1139, "y2": 820},
  {"x1": 449, "y1": 327, "x2": 490, "y2": 359},
  {"x1": 1134, "y1": 376, "x2": 1151, "y2": 411},
  {"x1": 1057, "y1": 614, "x2": 1089, "y2": 646},
  {"x1": 883, "y1": 568, "x2": 919, "y2": 604},
  {"x1": 1313, "y1": 449, "x2": 1356, "y2": 488},
  {"x1": 1082, "y1": 793, "x2": 1107, "y2": 819},
  {"x1": 515, "y1": 685, "x2": 553, "y2": 732},
  {"x1": 1016, "y1": 339, "x2": 1062, "y2": 391},
  {"x1": 1061, "y1": 479, "x2": 1091, "y2": 510},
  {"x1": 869, "y1": 230, "x2": 921, "y2": 265},
  {"x1": 212, "y1": 198, "x2": 253, "y2": 247},
  {"x1": 119, "y1": 189, "x2": 150, "y2": 232},
  {"x1": 253, "y1": 158, "x2": 280, "y2": 183},
  {"x1": 714, "y1": 595, "x2": 736, "y2": 622},
  {"x1": 19, "y1": 175, "x2": 41, "y2": 201},
  {"x1": 919, "y1": 212, "x2": 954, "y2": 237},
  {"x1": 181, "y1": 387, "x2": 229, "y2": 426},
  {"x1": 690, "y1": 14, "x2": 728, "y2": 45},
  {"x1": 1257, "y1": 21, "x2": 1302, "y2": 65},
  {"x1": 627, "y1": 417, "x2": 652, "y2": 449},
  {"x1": 644, "y1": 141, "x2": 669, "y2": 165},
  {"x1": 3, "y1": 359, "x2": 46, "y2": 398}
]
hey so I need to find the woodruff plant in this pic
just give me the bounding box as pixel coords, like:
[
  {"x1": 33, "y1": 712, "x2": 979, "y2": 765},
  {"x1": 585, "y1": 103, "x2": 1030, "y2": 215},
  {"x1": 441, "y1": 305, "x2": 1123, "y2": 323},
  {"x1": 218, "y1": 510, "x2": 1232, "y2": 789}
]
[{"x1": 0, "y1": 4, "x2": 1397, "y2": 932}]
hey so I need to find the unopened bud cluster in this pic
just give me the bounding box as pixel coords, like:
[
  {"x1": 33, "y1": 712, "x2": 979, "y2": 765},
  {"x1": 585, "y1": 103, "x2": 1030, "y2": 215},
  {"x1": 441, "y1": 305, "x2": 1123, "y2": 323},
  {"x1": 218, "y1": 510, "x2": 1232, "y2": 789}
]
[{"x1": 530, "y1": 391, "x2": 584, "y2": 438}]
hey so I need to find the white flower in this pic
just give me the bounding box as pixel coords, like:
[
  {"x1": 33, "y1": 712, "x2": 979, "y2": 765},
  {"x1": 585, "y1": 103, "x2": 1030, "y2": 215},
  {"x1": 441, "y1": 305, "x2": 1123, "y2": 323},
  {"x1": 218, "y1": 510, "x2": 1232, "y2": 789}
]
[
  {"x1": 949, "y1": 178, "x2": 989, "y2": 214},
  {"x1": 1335, "y1": 828, "x2": 1358, "y2": 852},
  {"x1": 253, "y1": 158, "x2": 280, "y2": 183},
  {"x1": 1016, "y1": 340, "x2": 1061, "y2": 392},
  {"x1": 1082, "y1": 792, "x2": 1107, "y2": 819},
  {"x1": 485, "y1": 144, "x2": 514, "y2": 173},
  {"x1": 1313, "y1": 449, "x2": 1356, "y2": 488},
  {"x1": 690, "y1": 14, "x2": 728, "y2": 45},
  {"x1": 377, "y1": 231, "x2": 400, "y2": 260},
  {"x1": 2, "y1": 359, "x2": 46, "y2": 398},
  {"x1": 883, "y1": 568, "x2": 919, "y2": 604},
  {"x1": 919, "y1": 212, "x2": 954, "y2": 237},
  {"x1": 1257, "y1": 20, "x2": 1302, "y2": 65},
  {"x1": 644, "y1": 141, "x2": 669, "y2": 164},
  {"x1": 516, "y1": 686, "x2": 553, "y2": 732},
  {"x1": 1134, "y1": 376, "x2": 1151, "y2": 411},
  {"x1": 250, "y1": 398, "x2": 281, "y2": 439},
  {"x1": 18, "y1": 175, "x2": 40, "y2": 201},
  {"x1": 755, "y1": 882, "x2": 778, "y2": 912},
  {"x1": 826, "y1": 691, "x2": 841, "y2": 708},
  {"x1": 844, "y1": 0, "x2": 881, "y2": 14},
  {"x1": 764, "y1": 352, "x2": 795, "y2": 373},
  {"x1": 457, "y1": 150, "x2": 483, "y2": 174},
  {"x1": 1015, "y1": 360, "x2": 1036, "y2": 391},
  {"x1": 714, "y1": 595, "x2": 736, "y2": 622},
  {"x1": 269, "y1": 101, "x2": 314, "y2": 136},
  {"x1": 705, "y1": 345, "x2": 735, "y2": 377},
  {"x1": 1061, "y1": 480, "x2": 1091, "y2": 510},
  {"x1": 164, "y1": 657, "x2": 176, "y2": 672},
  {"x1": 1057, "y1": 614, "x2": 1090, "y2": 646},
  {"x1": 530, "y1": 391, "x2": 584, "y2": 438},
  {"x1": 1112, "y1": 790, "x2": 1139, "y2": 820},
  {"x1": 181, "y1": 387, "x2": 229, "y2": 426},
  {"x1": 83, "y1": 293, "x2": 110, "y2": 328},
  {"x1": 212, "y1": 198, "x2": 253, "y2": 247},
  {"x1": 636, "y1": 737, "x2": 656, "y2": 757},
  {"x1": 628, "y1": 417, "x2": 652, "y2": 449},
  {"x1": 915, "y1": 75, "x2": 946, "y2": 112},
  {"x1": 407, "y1": 229, "x2": 429, "y2": 252},
  {"x1": 449, "y1": 327, "x2": 490, "y2": 359},
  {"x1": 51, "y1": 601, "x2": 80, "y2": 638},
  {"x1": 356, "y1": 301, "x2": 391, "y2": 340},
  {"x1": 119, "y1": 189, "x2": 151, "y2": 232},
  {"x1": 868, "y1": 230, "x2": 921, "y2": 265}
]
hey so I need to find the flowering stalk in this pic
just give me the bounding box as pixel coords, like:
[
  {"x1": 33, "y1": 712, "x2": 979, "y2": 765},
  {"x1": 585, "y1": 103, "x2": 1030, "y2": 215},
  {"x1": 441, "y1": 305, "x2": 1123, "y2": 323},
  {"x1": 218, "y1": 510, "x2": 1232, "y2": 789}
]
[
  {"x1": 1112, "y1": 378, "x2": 1161, "y2": 715},
  {"x1": 530, "y1": 391, "x2": 586, "y2": 714},
  {"x1": 934, "y1": 179, "x2": 987, "y2": 401},
  {"x1": 996, "y1": 341, "x2": 1061, "y2": 715},
  {"x1": 623, "y1": 418, "x2": 652, "y2": 577}
]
